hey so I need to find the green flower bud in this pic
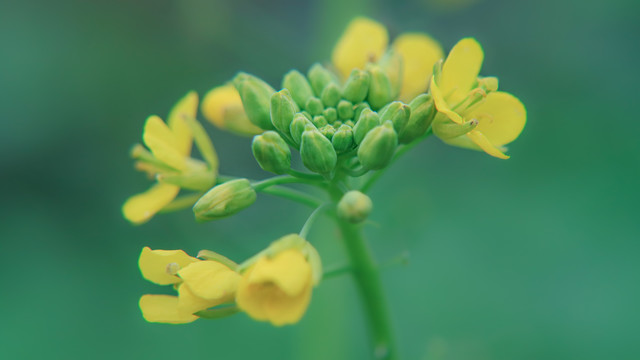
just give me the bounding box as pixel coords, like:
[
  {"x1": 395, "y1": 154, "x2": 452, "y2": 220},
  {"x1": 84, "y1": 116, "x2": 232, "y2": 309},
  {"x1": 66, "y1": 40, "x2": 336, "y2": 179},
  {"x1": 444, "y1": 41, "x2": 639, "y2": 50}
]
[
  {"x1": 357, "y1": 121, "x2": 398, "y2": 170},
  {"x1": 290, "y1": 113, "x2": 313, "y2": 146},
  {"x1": 379, "y1": 101, "x2": 411, "y2": 134},
  {"x1": 252, "y1": 131, "x2": 291, "y2": 174},
  {"x1": 378, "y1": 50, "x2": 403, "y2": 99},
  {"x1": 366, "y1": 65, "x2": 394, "y2": 111},
  {"x1": 332, "y1": 124, "x2": 354, "y2": 153},
  {"x1": 308, "y1": 63, "x2": 336, "y2": 96},
  {"x1": 344, "y1": 120, "x2": 355, "y2": 128},
  {"x1": 353, "y1": 102, "x2": 370, "y2": 122},
  {"x1": 270, "y1": 89, "x2": 298, "y2": 136},
  {"x1": 342, "y1": 69, "x2": 370, "y2": 103},
  {"x1": 399, "y1": 94, "x2": 436, "y2": 143},
  {"x1": 282, "y1": 70, "x2": 314, "y2": 108},
  {"x1": 353, "y1": 108, "x2": 380, "y2": 145},
  {"x1": 305, "y1": 96, "x2": 324, "y2": 116},
  {"x1": 432, "y1": 116, "x2": 478, "y2": 139},
  {"x1": 300, "y1": 126, "x2": 337, "y2": 174},
  {"x1": 333, "y1": 120, "x2": 343, "y2": 128},
  {"x1": 337, "y1": 190, "x2": 373, "y2": 224},
  {"x1": 193, "y1": 179, "x2": 257, "y2": 221},
  {"x1": 320, "y1": 83, "x2": 341, "y2": 108},
  {"x1": 301, "y1": 111, "x2": 312, "y2": 121},
  {"x1": 323, "y1": 107, "x2": 338, "y2": 123},
  {"x1": 337, "y1": 100, "x2": 354, "y2": 120},
  {"x1": 233, "y1": 72, "x2": 275, "y2": 130},
  {"x1": 319, "y1": 124, "x2": 336, "y2": 139},
  {"x1": 312, "y1": 115, "x2": 328, "y2": 128}
]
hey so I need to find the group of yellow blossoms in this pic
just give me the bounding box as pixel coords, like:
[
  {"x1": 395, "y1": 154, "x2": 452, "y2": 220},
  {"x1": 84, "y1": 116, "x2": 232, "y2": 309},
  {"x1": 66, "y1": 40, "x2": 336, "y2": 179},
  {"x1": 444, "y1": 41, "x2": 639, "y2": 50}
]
[{"x1": 124, "y1": 17, "x2": 526, "y2": 326}]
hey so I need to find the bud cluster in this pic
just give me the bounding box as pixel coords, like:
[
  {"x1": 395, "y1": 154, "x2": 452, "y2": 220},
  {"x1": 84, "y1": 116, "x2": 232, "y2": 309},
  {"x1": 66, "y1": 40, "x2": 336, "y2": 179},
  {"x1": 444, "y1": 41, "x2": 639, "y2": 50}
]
[{"x1": 237, "y1": 62, "x2": 436, "y2": 176}]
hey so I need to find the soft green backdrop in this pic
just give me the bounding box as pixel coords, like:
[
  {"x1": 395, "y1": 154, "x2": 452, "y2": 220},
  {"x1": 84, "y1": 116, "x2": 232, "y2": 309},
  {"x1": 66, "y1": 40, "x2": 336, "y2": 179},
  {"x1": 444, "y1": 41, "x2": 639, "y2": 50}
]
[{"x1": 1, "y1": 0, "x2": 638, "y2": 359}]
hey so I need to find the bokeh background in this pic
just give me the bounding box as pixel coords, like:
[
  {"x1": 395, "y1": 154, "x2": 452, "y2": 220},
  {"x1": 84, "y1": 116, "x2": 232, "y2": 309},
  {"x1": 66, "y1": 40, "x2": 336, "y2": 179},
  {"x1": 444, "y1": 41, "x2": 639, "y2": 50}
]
[{"x1": 1, "y1": 0, "x2": 639, "y2": 359}]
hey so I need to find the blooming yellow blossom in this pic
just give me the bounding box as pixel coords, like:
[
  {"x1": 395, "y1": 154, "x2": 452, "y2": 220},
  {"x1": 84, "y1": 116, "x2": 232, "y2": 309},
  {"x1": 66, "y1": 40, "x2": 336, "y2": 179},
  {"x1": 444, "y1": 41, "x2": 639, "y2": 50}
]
[
  {"x1": 431, "y1": 38, "x2": 526, "y2": 159},
  {"x1": 138, "y1": 247, "x2": 240, "y2": 324},
  {"x1": 331, "y1": 17, "x2": 444, "y2": 102},
  {"x1": 236, "y1": 248, "x2": 314, "y2": 326},
  {"x1": 201, "y1": 84, "x2": 264, "y2": 136}
]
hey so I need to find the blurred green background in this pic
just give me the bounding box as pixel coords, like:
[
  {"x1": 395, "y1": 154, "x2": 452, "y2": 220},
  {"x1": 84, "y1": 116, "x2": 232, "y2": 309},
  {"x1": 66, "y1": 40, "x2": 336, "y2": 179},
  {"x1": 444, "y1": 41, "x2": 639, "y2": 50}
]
[{"x1": 1, "y1": 0, "x2": 639, "y2": 359}]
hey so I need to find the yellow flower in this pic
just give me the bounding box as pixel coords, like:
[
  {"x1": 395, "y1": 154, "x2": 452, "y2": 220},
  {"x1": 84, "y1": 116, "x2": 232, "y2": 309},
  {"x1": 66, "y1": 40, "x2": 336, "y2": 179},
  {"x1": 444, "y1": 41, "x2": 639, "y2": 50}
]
[
  {"x1": 122, "y1": 92, "x2": 218, "y2": 224},
  {"x1": 201, "y1": 83, "x2": 264, "y2": 136},
  {"x1": 138, "y1": 247, "x2": 240, "y2": 324},
  {"x1": 236, "y1": 249, "x2": 313, "y2": 326},
  {"x1": 431, "y1": 38, "x2": 527, "y2": 159},
  {"x1": 331, "y1": 17, "x2": 444, "y2": 102}
]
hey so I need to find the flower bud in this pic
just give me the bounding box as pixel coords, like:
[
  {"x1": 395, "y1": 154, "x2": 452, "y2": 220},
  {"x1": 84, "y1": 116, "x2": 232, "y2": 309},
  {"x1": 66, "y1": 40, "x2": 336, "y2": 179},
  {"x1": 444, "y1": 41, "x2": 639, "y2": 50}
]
[
  {"x1": 432, "y1": 116, "x2": 478, "y2": 139},
  {"x1": 300, "y1": 126, "x2": 337, "y2": 174},
  {"x1": 193, "y1": 179, "x2": 257, "y2": 221},
  {"x1": 379, "y1": 101, "x2": 411, "y2": 134},
  {"x1": 305, "y1": 97, "x2": 324, "y2": 116},
  {"x1": 201, "y1": 84, "x2": 263, "y2": 136},
  {"x1": 353, "y1": 102, "x2": 370, "y2": 123},
  {"x1": 337, "y1": 190, "x2": 373, "y2": 224},
  {"x1": 353, "y1": 108, "x2": 380, "y2": 144},
  {"x1": 342, "y1": 69, "x2": 370, "y2": 103},
  {"x1": 366, "y1": 64, "x2": 394, "y2": 110},
  {"x1": 332, "y1": 124, "x2": 354, "y2": 153},
  {"x1": 399, "y1": 94, "x2": 436, "y2": 143},
  {"x1": 233, "y1": 72, "x2": 276, "y2": 130},
  {"x1": 282, "y1": 70, "x2": 314, "y2": 109},
  {"x1": 337, "y1": 100, "x2": 354, "y2": 120},
  {"x1": 320, "y1": 83, "x2": 341, "y2": 108},
  {"x1": 252, "y1": 131, "x2": 291, "y2": 174},
  {"x1": 270, "y1": 89, "x2": 298, "y2": 136},
  {"x1": 323, "y1": 107, "x2": 338, "y2": 123},
  {"x1": 319, "y1": 124, "x2": 336, "y2": 139},
  {"x1": 312, "y1": 115, "x2": 328, "y2": 128},
  {"x1": 290, "y1": 113, "x2": 313, "y2": 146},
  {"x1": 357, "y1": 121, "x2": 398, "y2": 170},
  {"x1": 308, "y1": 63, "x2": 337, "y2": 96},
  {"x1": 378, "y1": 50, "x2": 403, "y2": 99}
]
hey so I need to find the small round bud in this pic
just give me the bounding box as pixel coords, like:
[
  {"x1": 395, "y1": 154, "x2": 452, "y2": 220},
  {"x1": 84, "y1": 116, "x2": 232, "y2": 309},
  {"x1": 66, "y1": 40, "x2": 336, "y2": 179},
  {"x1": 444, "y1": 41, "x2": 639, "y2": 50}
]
[
  {"x1": 290, "y1": 113, "x2": 313, "y2": 146},
  {"x1": 321, "y1": 83, "x2": 342, "y2": 108},
  {"x1": 379, "y1": 101, "x2": 411, "y2": 134},
  {"x1": 305, "y1": 97, "x2": 324, "y2": 116},
  {"x1": 353, "y1": 102, "x2": 371, "y2": 123},
  {"x1": 300, "y1": 127, "x2": 337, "y2": 174},
  {"x1": 193, "y1": 179, "x2": 257, "y2": 221},
  {"x1": 353, "y1": 108, "x2": 380, "y2": 144},
  {"x1": 312, "y1": 115, "x2": 328, "y2": 128},
  {"x1": 337, "y1": 191, "x2": 373, "y2": 224},
  {"x1": 366, "y1": 65, "x2": 394, "y2": 110},
  {"x1": 337, "y1": 100, "x2": 355, "y2": 120},
  {"x1": 233, "y1": 72, "x2": 276, "y2": 130},
  {"x1": 319, "y1": 125, "x2": 336, "y2": 139},
  {"x1": 252, "y1": 131, "x2": 291, "y2": 174},
  {"x1": 323, "y1": 107, "x2": 338, "y2": 123},
  {"x1": 270, "y1": 89, "x2": 298, "y2": 136},
  {"x1": 342, "y1": 69, "x2": 370, "y2": 103},
  {"x1": 399, "y1": 94, "x2": 436, "y2": 143},
  {"x1": 308, "y1": 63, "x2": 336, "y2": 96},
  {"x1": 282, "y1": 70, "x2": 314, "y2": 109},
  {"x1": 332, "y1": 124, "x2": 354, "y2": 153},
  {"x1": 357, "y1": 121, "x2": 398, "y2": 170}
]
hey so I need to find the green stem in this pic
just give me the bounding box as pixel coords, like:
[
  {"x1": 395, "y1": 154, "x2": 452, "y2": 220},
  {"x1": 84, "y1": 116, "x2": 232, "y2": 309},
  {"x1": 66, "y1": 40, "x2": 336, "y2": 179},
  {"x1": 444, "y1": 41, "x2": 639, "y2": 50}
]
[
  {"x1": 322, "y1": 263, "x2": 352, "y2": 280},
  {"x1": 259, "y1": 186, "x2": 323, "y2": 208},
  {"x1": 299, "y1": 203, "x2": 330, "y2": 238},
  {"x1": 252, "y1": 175, "x2": 325, "y2": 191},
  {"x1": 287, "y1": 168, "x2": 326, "y2": 181}
]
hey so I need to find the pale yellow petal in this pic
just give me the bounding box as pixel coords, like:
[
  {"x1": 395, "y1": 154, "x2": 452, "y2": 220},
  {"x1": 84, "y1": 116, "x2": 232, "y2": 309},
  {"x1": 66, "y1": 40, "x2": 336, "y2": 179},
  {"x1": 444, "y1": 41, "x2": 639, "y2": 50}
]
[
  {"x1": 201, "y1": 84, "x2": 263, "y2": 136},
  {"x1": 138, "y1": 246, "x2": 199, "y2": 285},
  {"x1": 235, "y1": 267, "x2": 269, "y2": 321},
  {"x1": 331, "y1": 17, "x2": 389, "y2": 79},
  {"x1": 392, "y1": 33, "x2": 444, "y2": 102},
  {"x1": 167, "y1": 91, "x2": 198, "y2": 156},
  {"x1": 139, "y1": 295, "x2": 198, "y2": 324},
  {"x1": 264, "y1": 282, "x2": 312, "y2": 326},
  {"x1": 466, "y1": 130, "x2": 509, "y2": 159},
  {"x1": 431, "y1": 77, "x2": 464, "y2": 124},
  {"x1": 142, "y1": 115, "x2": 186, "y2": 171},
  {"x1": 122, "y1": 183, "x2": 180, "y2": 225},
  {"x1": 441, "y1": 38, "x2": 484, "y2": 105},
  {"x1": 465, "y1": 91, "x2": 526, "y2": 146},
  {"x1": 177, "y1": 283, "x2": 224, "y2": 316},
  {"x1": 177, "y1": 261, "x2": 240, "y2": 301},
  {"x1": 248, "y1": 250, "x2": 311, "y2": 297}
]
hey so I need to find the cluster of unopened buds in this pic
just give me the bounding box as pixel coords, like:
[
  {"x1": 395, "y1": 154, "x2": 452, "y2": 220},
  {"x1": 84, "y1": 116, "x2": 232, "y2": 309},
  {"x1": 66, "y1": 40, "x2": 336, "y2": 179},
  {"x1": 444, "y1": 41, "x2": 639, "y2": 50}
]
[{"x1": 123, "y1": 17, "x2": 526, "y2": 357}]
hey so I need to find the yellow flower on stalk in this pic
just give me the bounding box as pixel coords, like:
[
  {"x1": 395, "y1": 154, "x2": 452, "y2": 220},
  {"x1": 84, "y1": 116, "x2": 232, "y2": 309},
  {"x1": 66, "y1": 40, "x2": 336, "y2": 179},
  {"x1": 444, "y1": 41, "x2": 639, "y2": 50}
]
[
  {"x1": 431, "y1": 38, "x2": 526, "y2": 159},
  {"x1": 331, "y1": 17, "x2": 444, "y2": 102},
  {"x1": 236, "y1": 234, "x2": 322, "y2": 326},
  {"x1": 122, "y1": 92, "x2": 219, "y2": 224},
  {"x1": 201, "y1": 84, "x2": 264, "y2": 136},
  {"x1": 138, "y1": 247, "x2": 240, "y2": 324}
]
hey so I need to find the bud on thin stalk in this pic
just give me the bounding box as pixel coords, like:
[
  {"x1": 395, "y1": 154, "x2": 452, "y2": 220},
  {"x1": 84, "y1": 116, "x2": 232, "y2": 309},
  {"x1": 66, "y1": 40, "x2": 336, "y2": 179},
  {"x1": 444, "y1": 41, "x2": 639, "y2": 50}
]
[
  {"x1": 357, "y1": 121, "x2": 398, "y2": 170},
  {"x1": 282, "y1": 70, "x2": 314, "y2": 109},
  {"x1": 252, "y1": 131, "x2": 291, "y2": 174},
  {"x1": 193, "y1": 179, "x2": 257, "y2": 221},
  {"x1": 233, "y1": 72, "x2": 276, "y2": 130}
]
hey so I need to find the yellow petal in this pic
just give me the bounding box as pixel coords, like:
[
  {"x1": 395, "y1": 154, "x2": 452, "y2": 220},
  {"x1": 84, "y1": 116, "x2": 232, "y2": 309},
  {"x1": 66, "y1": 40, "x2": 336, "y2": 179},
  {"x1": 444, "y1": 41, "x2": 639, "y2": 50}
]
[
  {"x1": 263, "y1": 282, "x2": 312, "y2": 326},
  {"x1": 122, "y1": 183, "x2": 180, "y2": 225},
  {"x1": 331, "y1": 17, "x2": 388, "y2": 79},
  {"x1": 430, "y1": 77, "x2": 463, "y2": 124},
  {"x1": 235, "y1": 266, "x2": 268, "y2": 321},
  {"x1": 392, "y1": 33, "x2": 444, "y2": 102},
  {"x1": 177, "y1": 283, "x2": 225, "y2": 316},
  {"x1": 139, "y1": 295, "x2": 198, "y2": 324},
  {"x1": 167, "y1": 91, "x2": 198, "y2": 156},
  {"x1": 142, "y1": 115, "x2": 187, "y2": 171},
  {"x1": 138, "y1": 246, "x2": 199, "y2": 285},
  {"x1": 466, "y1": 130, "x2": 509, "y2": 159},
  {"x1": 177, "y1": 261, "x2": 240, "y2": 301},
  {"x1": 247, "y1": 250, "x2": 311, "y2": 296},
  {"x1": 201, "y1": 84, "x2": 263, "y2": 136},
  {"x1": 465, "y1": 91, "x2": 526, "y2": 147},
  {"x1": 441, "y1": 38, "x2": 484, "y2": 105}
]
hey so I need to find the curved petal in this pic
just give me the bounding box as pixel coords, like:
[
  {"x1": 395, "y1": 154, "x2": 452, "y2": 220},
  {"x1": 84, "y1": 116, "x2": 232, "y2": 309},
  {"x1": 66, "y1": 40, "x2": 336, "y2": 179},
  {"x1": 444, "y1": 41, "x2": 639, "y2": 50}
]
[
  {"x1": 236, "y1": 267, "x2": 269, "y2": 321},
  {"x1": 430, "y1": 77, "x2": 463, "y2": 124},
  {"x1": 247, "y1": 250, "x2": 312, "y2": 297},
  {"x1": 465, "y1": 91, "x2": 526, "y2": 147},
  {"x1": 138, "y1": 246, "x2": 198, "y2": 285},
  {"x1": 177, "y1": 261, "x2": 240, "y2": 301},
  {"x1": 392, "y1": 33, "x2": 444, "y2": 101},
  {"x1": 142, "y1": 115, "x2": 186, "y2": 171},
  {"x1": 263, "y1": 283, "x2": 312, "y2": 326},
  {"x1": 177, "y1": 283, "x2": 225, "y2": 316},
  {"x1": 466, "y1": 130, "x2": 509, "y2": 159},
  {"x1": 441, "y1": 38, "x2": 484, "y2": 105},
  {"x1": 201, "y1": 84, "x2": 263, "y2": 136},
  {"x1": 167, "y1": 91, "x2": 198, "y2": 156},
  {"x1": 139, "y1": 295, "x2": 198, "y2": 324},
  {"x1": 122, "y1": 182, "x2": 180, "y2": 225},
  {"x1": 331, "y1": 17, "x2": 388, "y2": 79}
]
